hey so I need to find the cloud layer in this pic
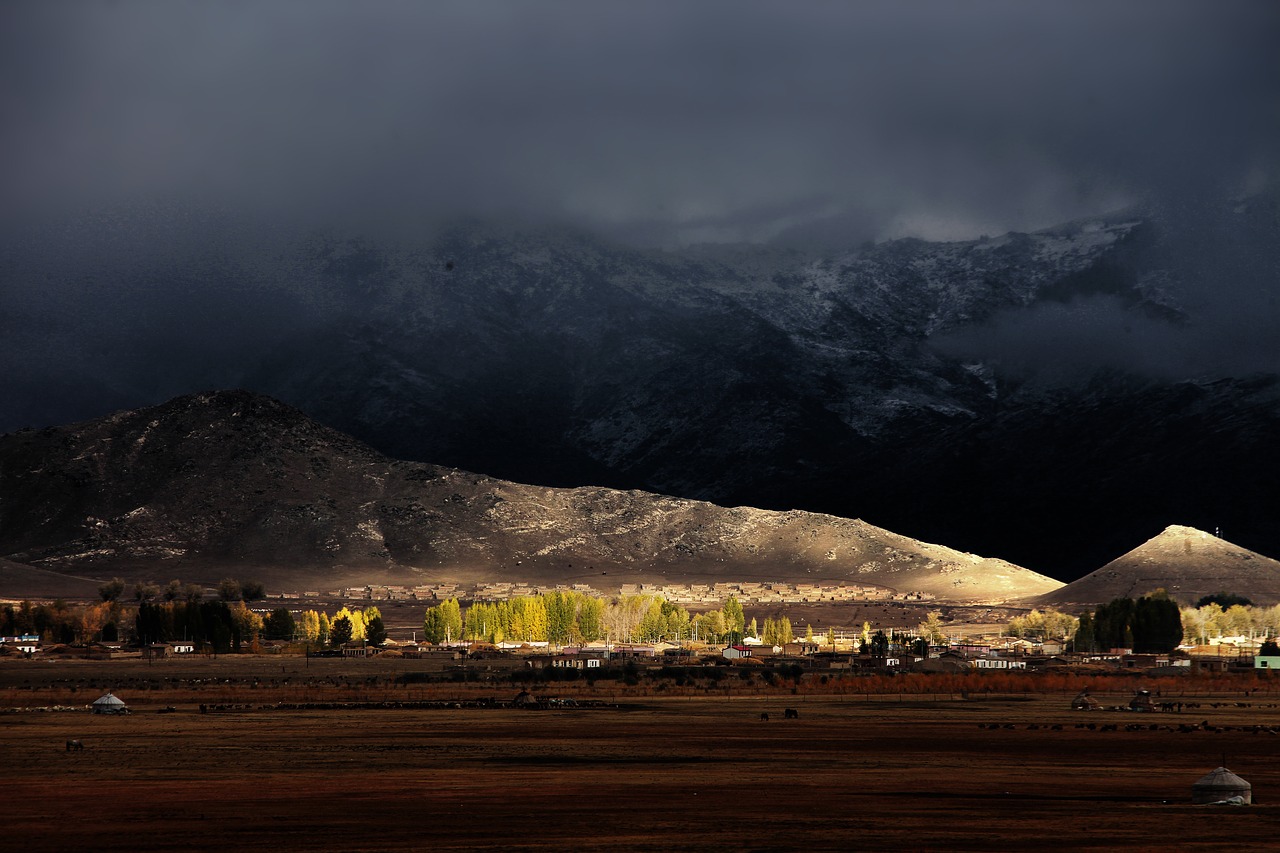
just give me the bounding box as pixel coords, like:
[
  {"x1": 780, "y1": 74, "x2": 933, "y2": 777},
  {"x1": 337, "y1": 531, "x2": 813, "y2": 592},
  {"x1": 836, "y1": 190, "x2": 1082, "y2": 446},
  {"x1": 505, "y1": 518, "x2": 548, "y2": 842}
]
[{"x1": 3, "y1": 1, "x2": 1275, "y2": 241}]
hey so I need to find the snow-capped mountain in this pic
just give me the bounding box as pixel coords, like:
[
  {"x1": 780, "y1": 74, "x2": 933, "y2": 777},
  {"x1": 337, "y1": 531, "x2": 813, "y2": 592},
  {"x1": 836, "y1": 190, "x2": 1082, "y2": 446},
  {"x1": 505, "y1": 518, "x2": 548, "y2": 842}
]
[
  {"x1": 2, "y1": 194, "x2": 1276, "y2": 580},
  {"x1": 247, "y1": 212, "x2": 1153, "y2": 488}
]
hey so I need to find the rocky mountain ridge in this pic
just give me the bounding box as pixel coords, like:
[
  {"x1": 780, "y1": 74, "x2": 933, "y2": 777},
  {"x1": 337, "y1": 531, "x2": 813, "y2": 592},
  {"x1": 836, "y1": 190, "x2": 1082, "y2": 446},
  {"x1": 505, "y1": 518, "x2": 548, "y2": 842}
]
[
  {"x1": 0, "y1": 391, "x2": 1062, "y2": 604},
  {"x1": 4, "y1": 193, "x2": 1277, "y2": 577}
]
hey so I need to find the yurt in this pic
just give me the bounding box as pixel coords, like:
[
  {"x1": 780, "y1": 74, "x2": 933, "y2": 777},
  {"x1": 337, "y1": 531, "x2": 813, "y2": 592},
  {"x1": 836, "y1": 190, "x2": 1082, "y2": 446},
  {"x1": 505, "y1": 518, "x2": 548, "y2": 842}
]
[
  {"x1": 91, "y1": 691, "x2": 129, "y2": 715},
  {"x1": 1129, "y1": 689, "x2": 1155, "y2": 712},
  {"x1": 1191, "y1": 766, "x2": 1251, "y2": 804},
  {"x1": 1070, "y1": 690, "x2": 1100, "y2": 711}
]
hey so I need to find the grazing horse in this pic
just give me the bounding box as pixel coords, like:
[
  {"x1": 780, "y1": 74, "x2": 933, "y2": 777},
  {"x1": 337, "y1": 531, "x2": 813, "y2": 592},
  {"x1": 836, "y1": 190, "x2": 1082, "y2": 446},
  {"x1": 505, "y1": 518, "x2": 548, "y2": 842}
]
[
  {"x1": 65, "y1": 739, "x2": 84, "y2": 752},
  {"x1": 784, "y1": 708, "x2": 799, "y2": 719},
  {"x1": 759, "y1": 712, "x2": 770, "y2": 722}
]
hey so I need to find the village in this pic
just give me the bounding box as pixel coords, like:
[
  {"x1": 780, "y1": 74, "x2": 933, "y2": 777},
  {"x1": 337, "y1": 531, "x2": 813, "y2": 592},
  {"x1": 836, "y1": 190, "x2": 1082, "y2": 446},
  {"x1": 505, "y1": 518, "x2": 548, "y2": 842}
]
[
  {"x1": 290, "y1": 580, "x2": 932, "y2": 605},
  {"x1": 6, "y1": 621, "x2": 1279, "y2": 679}
]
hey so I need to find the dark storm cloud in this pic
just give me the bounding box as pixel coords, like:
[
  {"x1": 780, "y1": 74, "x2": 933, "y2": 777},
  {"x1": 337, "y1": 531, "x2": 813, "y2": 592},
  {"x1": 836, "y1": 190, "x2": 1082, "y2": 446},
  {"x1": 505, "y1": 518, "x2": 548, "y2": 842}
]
[
  {"x1": 2, "y1": 1, "x2": 1276, "y2": 241},
  {"x1": 0, "y1": 0, "x2": 1276, "y2": 418}
]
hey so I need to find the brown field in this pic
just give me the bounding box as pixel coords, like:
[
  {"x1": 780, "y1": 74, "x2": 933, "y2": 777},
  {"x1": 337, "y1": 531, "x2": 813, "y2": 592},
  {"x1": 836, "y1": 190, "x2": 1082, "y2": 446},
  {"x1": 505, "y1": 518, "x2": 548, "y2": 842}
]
[{"x1": 5, "y1": 658, "x2": 1280, "y2": 851}]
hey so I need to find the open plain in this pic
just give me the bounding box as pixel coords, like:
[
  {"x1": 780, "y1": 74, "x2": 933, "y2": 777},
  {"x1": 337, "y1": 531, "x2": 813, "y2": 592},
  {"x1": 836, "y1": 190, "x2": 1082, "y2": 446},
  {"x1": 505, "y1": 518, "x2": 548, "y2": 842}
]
[{"x1": 5, "y1": 658, "x2": 1280, "y2": 851}]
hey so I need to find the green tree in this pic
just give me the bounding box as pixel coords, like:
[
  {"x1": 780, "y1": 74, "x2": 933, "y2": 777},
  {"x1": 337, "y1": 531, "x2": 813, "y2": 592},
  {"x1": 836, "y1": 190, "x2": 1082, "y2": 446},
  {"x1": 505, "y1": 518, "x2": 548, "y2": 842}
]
[
  {"x1": 1224, "y1": 604, "x2": 1253, "y2": 637},
  {"x1": 439, "y1": 598, "x2": 463, "y2": 643},
  {"x1": 463, "y1": 601, "x2": 492, "y2": 643},
  {"x1": 297, "y1": 610, "x2": 321, "y2": 643},
  {"x1": 660, "y1": 599, "x2": 691, "y2": 642},
  {"x1": 693, "y1": 611, "x2": 724, "y2": 645},
  {"x1": 365, "y1": 614, "x2": 388, "y2": 646},
  {"x1": 637, "y1": 599, "x2": 666, "y2": 642},
  {"x1": 577, "y1": 596, "x2": 604, "y2": 642},
  {"x1": 134, "y1": 601, "x2": 172, "y2": 645},
  {"x1": 1090, "y1": 595, "x2": 1182, "y2": 654},
  {"x1": 762, "y1": 616, "x2": 794, "y2": 646},
  {"x1": 1195, "y1": 592, "x2": 1252, "y2": 609},
  {"x1": 133, "y1": 581, "x2": 160, "y2": 603},
  {"x1": 98, "y1": 578, "x2": 125, "y2": 603},
  {"x1": 330, "y1": 615, "x2": 353, "y2": 647},
  {"x1": 1133, "y1": 592, "x2": 1183, "y2": 653},
  {"x1": 229, "y1": 602, "x2": 264, "y2": 646},
  {"x1": 919, "y1": 611, "x2": 946, "y2": 645},
  {"x1": 722, "y1": 596, "x2": 745, "y2": 644},
  {"x1": 543, "y1": 591, "x2": 577, "y2": 646},
  {"x1": 1073, "y1": 611, "x2": 1095, "y2": 652},
  {"x1": 263, "y1": 608, "x2": 296, "y2": 641},
  {"x1": 241, "y1": 579, "x2": 267, "y2": 602},
  {"x1": 199, "y1": 601, "x2": 239, "y2": 653},
  {"x1": 163, "y1": 580, "x2": 183, "y2": 602},
  {"x1": 1260, "y1": 638, "x2": 1280, "y2": 656},
  {"x1": 422, "y1": 606, "x2": 448, "y2": 644},
  {"x1": 1042, "y1": 610, "x2": 1080, "y2": 641},
  {"x1": 218, "y1": 578, "x2": 243, "y2": 601}
]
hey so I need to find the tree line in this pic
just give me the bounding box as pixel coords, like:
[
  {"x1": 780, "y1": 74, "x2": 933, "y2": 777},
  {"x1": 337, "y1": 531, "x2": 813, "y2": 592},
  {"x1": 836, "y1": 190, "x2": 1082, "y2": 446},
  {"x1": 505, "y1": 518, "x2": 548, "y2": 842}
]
[
  {"x1": 1073, "y1": 593, "x2": 1183, "y2": 654},
  {"x1": 422, "y1": 592, "x2": 751, "y2": 646},
  {"x1": 1179, "y1": 598, "x2": 1280, "y2": 645},
  {"x1": 1, "y1": 576, "x2": 393, "y2": 652}
]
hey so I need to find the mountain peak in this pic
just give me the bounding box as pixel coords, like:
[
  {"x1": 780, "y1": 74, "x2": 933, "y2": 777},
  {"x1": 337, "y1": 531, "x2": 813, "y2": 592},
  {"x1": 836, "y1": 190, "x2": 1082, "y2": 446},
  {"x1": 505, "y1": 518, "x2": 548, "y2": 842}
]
[{"x1": 1031, "y1": 524, "x2": 1280, "y2": 608}]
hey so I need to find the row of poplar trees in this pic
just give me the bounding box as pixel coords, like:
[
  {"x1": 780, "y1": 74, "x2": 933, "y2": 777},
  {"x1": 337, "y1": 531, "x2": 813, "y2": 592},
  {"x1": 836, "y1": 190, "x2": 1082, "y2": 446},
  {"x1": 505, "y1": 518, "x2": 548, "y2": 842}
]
[
  {"x1": 421, "y1": 591, "x2": 749, "y2": 646},
  {"x1": 1074, "y1": 592, "x2": 1183, "y2": 654}
]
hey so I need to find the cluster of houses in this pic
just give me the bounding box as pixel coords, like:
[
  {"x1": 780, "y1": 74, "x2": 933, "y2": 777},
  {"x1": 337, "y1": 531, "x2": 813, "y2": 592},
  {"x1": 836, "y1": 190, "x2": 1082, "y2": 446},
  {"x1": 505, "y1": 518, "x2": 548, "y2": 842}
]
[
  {"x1": 0, "y1": 634, "x2": 40, "y2": 655},
  {"x1": 359, "y1": 634, "x2": 1278, "y2": 677},
  {"x1": 280, "y1": 580, "x2": 928, "y2": 605},
  {"x1": 0, "y1": 637, "x2": 198, "y2": 660},
  {"x1": 616, "y1": 581, "x2": 929, "y2": 605}
]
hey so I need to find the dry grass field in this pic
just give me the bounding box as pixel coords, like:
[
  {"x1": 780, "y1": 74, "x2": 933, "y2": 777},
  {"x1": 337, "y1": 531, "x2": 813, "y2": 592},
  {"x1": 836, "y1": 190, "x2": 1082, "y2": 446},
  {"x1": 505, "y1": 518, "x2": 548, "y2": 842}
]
[{"x1": 5, "y1": 658, "x2": 1280, "y2": 851}]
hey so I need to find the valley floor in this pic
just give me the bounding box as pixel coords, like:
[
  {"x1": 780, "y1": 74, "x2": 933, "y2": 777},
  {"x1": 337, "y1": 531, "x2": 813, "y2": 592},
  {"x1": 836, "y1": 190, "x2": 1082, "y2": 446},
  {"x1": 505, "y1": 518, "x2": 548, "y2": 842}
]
[{"x1": 5, "y1": 659, "x2": 1279, "y2": 851}]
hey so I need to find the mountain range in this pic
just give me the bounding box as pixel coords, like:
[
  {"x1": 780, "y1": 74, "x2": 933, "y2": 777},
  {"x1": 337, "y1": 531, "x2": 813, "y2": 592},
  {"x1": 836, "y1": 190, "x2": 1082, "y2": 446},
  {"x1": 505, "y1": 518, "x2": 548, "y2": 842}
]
[
  {"x1": 0, "y1": 391, "x2": 1062, "y2": 604},
  {"x1": 6, "y1": 393, "x2": 1280, "y2": 608},
  {"x1": 3, "y1": 192, "x2": 1277, "y2": 578}
]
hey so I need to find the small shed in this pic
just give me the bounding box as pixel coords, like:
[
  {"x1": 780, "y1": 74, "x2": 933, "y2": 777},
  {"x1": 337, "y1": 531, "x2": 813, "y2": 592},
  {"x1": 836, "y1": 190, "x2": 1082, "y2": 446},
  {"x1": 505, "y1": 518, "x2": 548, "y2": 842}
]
[
  {"x1": 1071, "y1": 690, "x2": 1100, "y2": 711},
  {"x1": 1192, "y1": 766, "x2": 1251, "y2": 805},
  {"x1": 92, "y1": 691, "x2": 129, "y2": 715}
]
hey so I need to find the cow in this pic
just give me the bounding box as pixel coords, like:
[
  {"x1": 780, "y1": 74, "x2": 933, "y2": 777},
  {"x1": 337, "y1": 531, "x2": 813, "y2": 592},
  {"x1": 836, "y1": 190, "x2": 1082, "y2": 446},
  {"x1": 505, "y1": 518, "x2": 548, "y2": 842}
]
[
  {"x1": 760, "y1": 712, "x2": 770, "y2": 722},
  {"x1": 65, "y1": 739, "x2": 84, "y2": 752},
  {"x1": 784, "y1": 708, "x2": 799, "y2": 719}
]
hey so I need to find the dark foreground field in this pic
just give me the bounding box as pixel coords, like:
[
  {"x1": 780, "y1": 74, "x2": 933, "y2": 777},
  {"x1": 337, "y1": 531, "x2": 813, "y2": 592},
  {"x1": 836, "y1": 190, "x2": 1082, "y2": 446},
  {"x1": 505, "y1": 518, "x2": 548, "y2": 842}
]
[{"x1": 5, "y1": 659, "x2": 1279, "y2": 851}]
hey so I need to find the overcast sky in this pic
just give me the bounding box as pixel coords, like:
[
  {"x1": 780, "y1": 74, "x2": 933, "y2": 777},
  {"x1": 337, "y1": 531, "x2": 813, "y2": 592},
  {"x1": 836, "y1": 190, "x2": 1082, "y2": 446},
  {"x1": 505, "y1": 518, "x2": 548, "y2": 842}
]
[{"x1": 2, "y1": 1, "x2": 1276, "y2": 243}]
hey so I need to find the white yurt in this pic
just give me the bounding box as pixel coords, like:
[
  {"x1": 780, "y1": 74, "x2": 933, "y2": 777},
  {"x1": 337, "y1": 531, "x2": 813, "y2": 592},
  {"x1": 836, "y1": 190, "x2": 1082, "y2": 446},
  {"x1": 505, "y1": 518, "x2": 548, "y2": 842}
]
[
  {"x1": 91, "y1": 691, "x2": 129, "y2": 715},
  {"x1": 1191, "y1": 766, "x2": 1251, "y2": 805}
]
